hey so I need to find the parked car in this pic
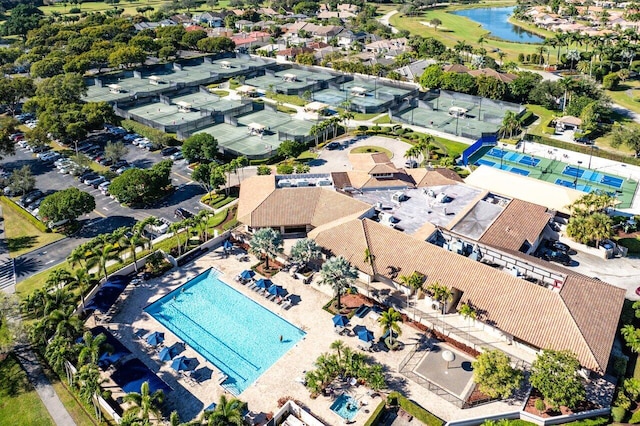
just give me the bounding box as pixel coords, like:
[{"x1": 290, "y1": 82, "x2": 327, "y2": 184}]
[
  {"x1": 148, "y1": 217, "x2": 171, "y2": 234},
  {"x1": 98, "y1": 158, "x2": 113, "y2": 166},
  {"x1": 405, "y1": 159, "x2": 418, "y2": 168},
  {"x1": 9, "y1": 132, "x2": 24, "y2": 141},
  {"x1": 161, "y1": 146, "x2": 179, "y2": 157},
  {"x1": 78, "y1": 170, "x2": 97, "y2": 181},
  {"x1": 31, "y1": 145, "x2": 51, "y2": 154},
  {"x1": 174, "y1": 207, "x2": 194, "y2": 220},
  {"x1": 21, "y1": 190, "x2": 44, "y2": 206},
  {"x1": 116, "y1": 165, "x2": 134, "y2": 175},
  {"x1": 17, "y1": 139, "x2": 29, "y2": 148},
  {"x1": 110, "y1": 160, "x2": 128, "y2": 171},
  {"x1": 123, "y1": 133, "x2": 141, "y2": 142},
  {"x1": 39, "y1": 152, "x2": 61, "y2": 162},
  {"x1": 82, "y1": 173, "x2": 100, "y2": 185},
  {"x1": 326, "y1": 142, "x2": 341, "y2": 150},
  {"x1": 545, "y1": 240, "x2": 571, "y2": 254},
  {"x1": 3, "y1": 186, "x2": 17, "y2": 196},
  {"x1": 542, "y1": 249, "x2": 571, "y2": 266},
  {"x1": 170, "y1": 151, "x2": 184, "y2": 161},
  {"x1": 86, "y1": 175, "x2": 106, "y2": 187},
  {"x1": 98, "y1": 181, "x2": 110, "y2": 194}
]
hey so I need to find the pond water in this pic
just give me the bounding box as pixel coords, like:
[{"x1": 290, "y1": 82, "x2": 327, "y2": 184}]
[{"x1": 452, "y1": 6, "x2": 545, "y2": 44}]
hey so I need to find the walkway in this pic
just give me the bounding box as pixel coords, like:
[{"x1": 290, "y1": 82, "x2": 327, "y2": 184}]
[
  {"x1": 13, "y1": 342, "x2": 77, "y2": 426},
  {"x1": 378, "y1": 10, "x2": 400, "y2": 34}
]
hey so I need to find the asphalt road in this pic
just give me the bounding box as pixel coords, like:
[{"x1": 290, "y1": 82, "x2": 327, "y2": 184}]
[{"x1": 1, "y1": 132, "x2": 208, "y2": 282}]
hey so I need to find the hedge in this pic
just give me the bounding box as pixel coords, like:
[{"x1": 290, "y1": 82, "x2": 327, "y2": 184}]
[
  {"x1": 363, "y1": 401, "x2": 386, "y2": 426},
  {"x1": 121, "y1": 119, "x2": 178, "y2": 146},
  {"x1": 524, "y1": 134, "x2": 640, "y2": 166},
  {"x1": 387, "y1": 392, "x2": 443, "y2": 426},
  {"x1": 0, "y1": 196, "x2": 49, "y2": 233}
]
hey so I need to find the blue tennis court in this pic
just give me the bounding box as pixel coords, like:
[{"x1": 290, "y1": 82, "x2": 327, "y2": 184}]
[
  {"x1": 519, "y1": 156, "x2": 540, "y2": 167},
  {"x1": 487, "y1": 148, "x2": 506, "y2": 158},
  {"x1": 475, "y1": 159, "x2": 496, "y2": 167},
  {"x1": 510, "y1": 167, "x2": 530, "y2": 176},
  {"x1": 562, "y1": 166, "x2": 584, "y2": 178},
  {"x1": 555, "y1": 179, "x2": 592, "y2": 192},
  {"x1": 601, "y1": 175, "x2": 623, "y2": 189}
]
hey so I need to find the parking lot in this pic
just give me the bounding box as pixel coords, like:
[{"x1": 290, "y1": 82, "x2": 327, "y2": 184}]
[{"x1": 2, "y1": 130, "x2": 212, "y2": 281}]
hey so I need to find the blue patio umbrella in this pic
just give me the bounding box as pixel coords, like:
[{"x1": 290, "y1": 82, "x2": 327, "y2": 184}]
[
  {"x1": 146, "y1": 331, "x2": 164, "y2": 346},
  {"x1": 332, "y1": 314, "x2": 349, "y2": 327},
  {"x1": 171, "y1": 356, "x2": 189, "y2": 372},
  {"x1": 158, "y1": 347, "x2": 173, "y2": 361},
  {"x1": 239, "y1": 270, "x2": 255, "y2": 280},
  {"x1": 222, "y1": 240, "x2": 233, "y2": 250},
  {"x1": 255, "y1": 278, "x2": 272, "y2": 290},
  {"x1": 267, "y1": 284, "x2": 285, "y2": 296},
  {"x1": 357, "y1": 328, "x2": 374, "y2": 343}
]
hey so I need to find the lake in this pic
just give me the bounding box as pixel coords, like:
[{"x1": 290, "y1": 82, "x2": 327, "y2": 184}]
[{"x1": 452, "y1": 6, "x2": 545, "y2": 44}]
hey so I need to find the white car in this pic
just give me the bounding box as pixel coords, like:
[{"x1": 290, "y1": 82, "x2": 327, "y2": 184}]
[
  {"x1": 39, "y1": 152, "x2": 61, "y2": 162},
  {"x1": 98, "y1": 181, "x2": 110, "y2": 192},
  {"x1": 147, "y1": 217, "x2": 171, "y2": 235},
  {"x1": 170, "y1": 151, "x2": 184, "y2": 161},
  {"x1": 17, "y1": 140, "x2": 29, "y2": 148},
  {"x1": 85, "y1": 175, "x2": 106, "y2": 187},
  {"x1": 54, "y1": 157, "x2": 70, "y2": 167},
  {"x1": 132, "y1": 137, "x2": 148, "y2": 146}
]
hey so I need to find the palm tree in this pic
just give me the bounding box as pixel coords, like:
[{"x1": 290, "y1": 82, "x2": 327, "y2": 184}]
[
  {"x1": 309, "y1": 123, "x2": 322, "y2": 148},
  {"x1": 339, "y1": 110, "x2": 354, "y2": 132},
  {"x1": 77, "y1": 363, "x2": 105, "y2": 405},
  {"x1": 135, "y1": 216, "x2": 159, "y2": 250},
  {"x1": 497, "y1": 51, "x2": 506, "y2": 65},
  {"x1": 168, "y1": 222, "x2": 185, "y2": 256},
  {"x1": 77, "y1": 331, "x2": 110, "y2": 366},
  {"x1": 86, "y1": 243, "x2": 122, "y2": 281},
  {"x1": 206, "y1": 394, "x2": 246, "y2": 426},
  {"x1": 46, "y1": 269, "x2": 73, "y2": 290},
  {"x1": 289, "y1": 238, "x2": 322, "y2": 271},
  {"x1": 45, "y1": 334, "x2": 74, "y2": 375},
  {"x1": 558, "y1": 77, "x2": 576, "y2": 113},
  {"x1": 318, "y1": 256, "x2": 358, "y2": 310},
  {"x1": 123, "y1": 381, "x2": 165, "y2": 423},
  {"x1": 248, "y1": 227, "x2": 283, "y2": 270},
  {"x1": 43, "y1": 287, "x2": 75, "y2": 316},
  {"x1": 426, "y1": 281, "x2": 453, "y2": 314},
  {"x1": 67, "y1": 243, "x2": 89, "y2": 270},
  {"x1": 363, "y1": 247, "x2": 376, "y2": 296},
  {"x1": 459, "y1": 302, "x2": 477, "y2": 342},
  {"x1": 330, "y1": 340, "x2": 346, "y2": 362},
  {"x1": 536, "y1": 45, "x2": 547, "y2": 66},
  {"x1": 118, "y1": 229, "x2": 147, "y2": 272},
  {"x1": 378, "y1": 308, "x2": 402, "y2": 346},
  {"x1": 499, "y1": 111, "x2": 522, "y2": 139},
  {"x1": 566, "y1": 49, "x2": 580, "y2": 71},
  {"x1": 71, "y1": 269, "x2": 92, "y2": 311}
]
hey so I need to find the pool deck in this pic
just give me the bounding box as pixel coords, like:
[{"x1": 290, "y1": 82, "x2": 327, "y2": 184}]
[{"x1": 97, "y1": 248, "x2": 522, "y2": 424}]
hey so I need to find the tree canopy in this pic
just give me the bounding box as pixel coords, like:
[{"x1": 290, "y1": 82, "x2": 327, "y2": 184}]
[
  {"x1": 108, "y1": 161, "x2": 173, "y2": 207},
  {"x1": 472, "y1": 350, "x2": 523, "y2": 399},
  {"x1": 181, "y1": 133, "x2": 219, "y2": 163},
  {"x1": 39, "y1": 188, "x2": 96, "y2": 224},
  {"x1": 530, "y1": 349, "x2": 586, "y2": 409}
]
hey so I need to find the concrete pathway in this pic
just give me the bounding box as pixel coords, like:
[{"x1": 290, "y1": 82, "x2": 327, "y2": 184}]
[
  {"x1": 0, "y1": 206, "x2": 15, "y2": 294},
  {"x1": 13, "y1": 343, "x2": 77, "y2": 426},
  {"x1": 378, "y1": 10, "x2": 400, "y2": 34}
]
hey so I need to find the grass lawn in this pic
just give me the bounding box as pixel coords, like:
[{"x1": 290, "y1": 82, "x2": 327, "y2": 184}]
[
  {"x1": 210, "y1": 89, "x2": 229, "y2": 97},
  {"x1": 351, "y1": 145, "x2": 394, "y2": 158},
  {"x1": 0, "y1": 199, "x2": 64, "y2": 258},
  {"x1": 606, "y1": 80, "x2": 640, "y2": 115},
  {"x1": 0, "y1": 353, "x2": 54, "y2": 426},
  {"x1": 373, "y1": 115, "x2": 393, "y2": 124},
  {"x1": 525, "y1": 104, "x2": 558, "y2": 136},
  {"x1": 15, "y1": 261, "x2": 70, "y2": 298},
  {"x1": 49, "y1": 381, "x2": 97, "y2": 426},
  {"x1": 297, "y1": 150, "x2": 319, "y2": 161},
  {"x1": 352, "y1": 112, "x2": 380, "y2": 120},
  {"x1": 39, "y1": 0, "x2": 231, "y2": 16},
  {"x1": 432, "y1": 135, "x2": 468, "y2": 158},
  {"x1": 388, "y1": 3, "x2": 575, "y2": 63},
  {"x1": 265, "y1": 92, "x2": 307, "y2": 107}
]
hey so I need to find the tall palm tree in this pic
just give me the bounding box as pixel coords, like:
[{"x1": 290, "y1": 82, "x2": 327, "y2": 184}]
[
  {"x1": 330, "y1": 340, "x2": 346, "y2": 362},
  {"x1": 77, "y1": 331, "x2": 111, "y2": 366},
  {"x1": 290, "y1": 238, "x2": 322, "y2": 270},
  {"x1": 45, "y1": 334, "x2": 74, "y2": 375},
  {"x1": 459, "y1": 302, "x2": 477, "y2": 342},
  {"x1": 43, "y1": 287, "x2": 75, "y2": 316},
  {"x1": 45, "y1": 269, "x2": 73, "y2": 290},
  {"x1": 77, "y1": 363, "x2": 104, "y2": 404},
  {"x1": 427, "y1": 281, "x2": 453, "y2": 314},
  {"x1": 206, "y1": 394, "x2": 246, "y2": 426},
  {"x1": 134, "y1": 216, "x2": 159, "y2": 250},
  {"x1": 566, "y1": 49, "x2": 580, "y2": 71},
  {"x1": 363, "y1": 247, "x2": 376, "y2": 296},
  {"x1": 70, "y1": 268, "x2": 92, "y2": 311},
  {"x1": 339, "y1": 110, "x2": 354, "y2": 132},
  {"x1": 248, "y1": 227, "x2": 283, "y2": 270},
  {"x1": 118, "y1": 229, "x2": 147, "y2": 272},
  {"x1": 123, "y1": 381, "x2": 165, "y2": 423},
  {"x1": 168, "y1": 222, "x2": 185, "y2": 256},
  {"x1": 378, "y1": 308, "x2": 402, "y2": 346},
  {"x1": 86, "y1": 243, "x2": 122, "y2": 281},
  {"x1": 318, "y1": 256, "x2": 358, "y2": 310},
  {"x1": 67, "y1": 243, "x2": 89, "y2": 270},
  {"x1": 558, "y1": 77, "x2": 576, "y2": 112}
]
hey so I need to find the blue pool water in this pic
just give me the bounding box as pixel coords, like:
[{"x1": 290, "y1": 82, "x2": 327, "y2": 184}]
[
  {"x1": 452, "y1": 7, "x2": 544, "y2": 43},
  {"x1": 145, "y1": 269, "x2": 306, "y2": 394},
  {"x1": 331, "y1": 394, "x2": 359, "y2": 421}
]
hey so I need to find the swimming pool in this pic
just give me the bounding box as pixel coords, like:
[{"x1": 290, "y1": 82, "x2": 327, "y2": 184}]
[
  {"x1": 145, "y1": 268, "x2": 306, "y2": 394},
  {"x1": 331, "y1": 394, "x2": 359, "y2": 421}
]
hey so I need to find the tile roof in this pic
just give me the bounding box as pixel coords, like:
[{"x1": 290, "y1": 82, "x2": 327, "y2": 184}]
[
  {"x1": 237, "y1": 176, "x2": 371, "y2": 228},
  {"x1": 407, "y1": 167, "x2": 464, "y2": 187},
  {"x1": 479, "y1": 199, "x2": 552, "y2": 251},
  {"x1": 311, "y1": 218, "x2": 623, "y2": 372},
  {"x1": 467, "y1": 68, "x2": 517, "y2": 83}
]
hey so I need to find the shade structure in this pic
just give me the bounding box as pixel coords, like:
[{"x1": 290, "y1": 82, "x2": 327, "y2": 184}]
[
  {"x1": 255, "y1": 278, "x2": 273, "y2": 290},
  {"x1": 222, "y1": 240, "x2": 233, "y2": 249},
  {"x1": 357, "y1": 328, "x2": 374, "y2": 342},
  {"x1": 171, "y1": 356, "x2": 189, "y2": 372},
  {"x1": 267, "y1": 284, "x2": 285, "y2": 296},
  {"x1": 239, "y1": 270, "x2": 255, "y2": 280},
  {"x1": 332, "y1": 314, "x2": 349, "y2": 327},
  {"x1": 146, "y1": 331, "x2": 164, "y2": 346},
  {"x1": 158, "y1": 347, "x2": 174, "y2": 361}
]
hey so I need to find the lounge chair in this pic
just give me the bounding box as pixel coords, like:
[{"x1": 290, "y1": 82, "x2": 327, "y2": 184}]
[{"x1": 281, "y1": 299, "x2": 292, "y2": 309}]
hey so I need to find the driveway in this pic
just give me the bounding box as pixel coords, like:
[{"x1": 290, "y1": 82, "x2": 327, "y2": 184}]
[
  {"x1": 569, "y1": 250, "x2": 640, "y2": 300},
  {"x1": 308, "y1": 135, "x2": 413, "y2": 173}
]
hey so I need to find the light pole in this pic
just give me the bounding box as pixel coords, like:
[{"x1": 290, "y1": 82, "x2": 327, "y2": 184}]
[
  {"x1": 455, "y1": 114, "x2": 460, "y2": 136},
  {"x1": 588, "y1": 144, "x2": 595, "y2": 170},
  {"x1": 574, "y1": 160, "x2": 582, "y2": 189},
  {"x1": 500, "y1": 143, "x2": 507, "y2": 170}
]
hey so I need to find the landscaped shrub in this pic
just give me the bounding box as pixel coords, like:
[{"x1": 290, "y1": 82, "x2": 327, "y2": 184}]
[
  {"x1": 357, "y1": 125, "x2": 368, "y2": 131},
  {"x1": 387, "y1": 392, "x2": 443, "y2": 426},
  {"x1": 257, "y1": 165, "x2": 271, "y2": 175},
  {"x1": 371, "y1": 125, "x2": 381, "y2": 131},
  {"x1": 363, "y1": 401, "x2": 386, "y2": 426},
  {"x1": 611, "y1": 406, "x2": 626, "y2": 422},
  {"x1": 69, "y1": 7, "x2": 81, "y2": 13},
  {"x1": 519, "y1": 111, "x2": 536, "y2": 126},
  {"x1": 276, "y1": 163, "x2": 294, "y2": 174},
  {"x1": 395, "y1": 128, "x2": 406, "y2": 136}
]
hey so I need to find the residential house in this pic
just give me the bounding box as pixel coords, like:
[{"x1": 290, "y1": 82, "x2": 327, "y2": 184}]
[
  {"x1": 171, "y1": 14, "x2": 192, "y2": 25},
  {"x1": 276, "y1": 47, "x2": 315, "y2": 62},
  {"x1": 235, "y1": 19, "x2": 256, "y2": 31},
  {"x1": 193, "y1": 12, "x2": 224, "y2": 28},
  {"x1": 365, "y1": 38, "x2": 410, "y2": 55},
  {"x1": 394, "y1": 59, "x2": 438, "y2": 82}
]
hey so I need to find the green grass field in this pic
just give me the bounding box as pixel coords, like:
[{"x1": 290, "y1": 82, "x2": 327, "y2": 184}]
[
  {"x1": 0, "y1": 199, "x2": 64, "y2": 258},
  {"x1": 606, "y1": 80, "x2": 640, "y2": 115},
  {"x1": 0, "y1": 354, "x2": 54, "y2": 426},
  {"x1": 387, "y1": 2, "x2": 571, "y2": 64},
  {"x1": 39, "y1": 0, "x2": 232, "y2": 16}
]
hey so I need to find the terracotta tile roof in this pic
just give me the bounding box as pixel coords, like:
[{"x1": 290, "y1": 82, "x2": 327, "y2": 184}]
[
  {"x1": 406, "y1": 168, "x2": 464, "y2": 187},
  {"x1": 238, "y1": 177, "x2": 371, "y2": 228},
  {"x1": 467, "y1": 68, "x2": 517, "y2": 83},
  {"x1": 311, "y1": 218, "x2": 623, "y2": 371},
  {"x1": 479, "y1": 199, "x2": 552, "y2": 251},
  {"x1": 369, "y1": 163, "x2": 398, "y2": 175},
  {"x1": 330, "y1": 172, "x2": 352, "y2": 190},
  {"x1": 348, "y1": 152, "x2": 393, "y2": 172},
  {"x1": 443, "y1": 64, "x2": 469, "y2": 73}
]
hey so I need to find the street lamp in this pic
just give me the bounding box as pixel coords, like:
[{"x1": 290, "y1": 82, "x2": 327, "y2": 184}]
[
  {"x1": 500, "y1": 143, "x2": 507, "y2": 170},
  {"x1": 574, "y1": 160, "x2": 582, "y2": 189},
  {"x1": 588, "y1": 144, "x2": 596, "y2": 170}
]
